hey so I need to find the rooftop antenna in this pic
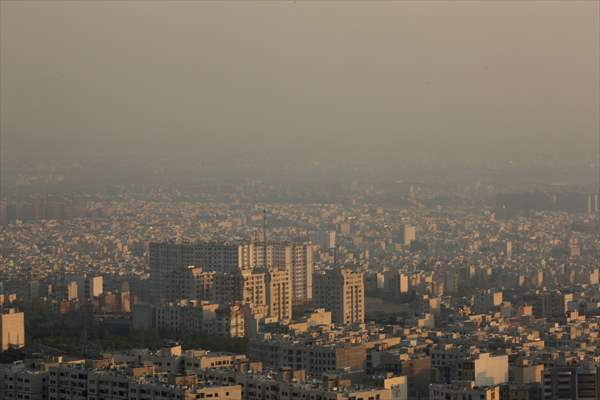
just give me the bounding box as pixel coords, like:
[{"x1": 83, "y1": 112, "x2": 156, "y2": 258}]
[{"x1": 263, "y1": 209, "x2": 267, "y2": 269}]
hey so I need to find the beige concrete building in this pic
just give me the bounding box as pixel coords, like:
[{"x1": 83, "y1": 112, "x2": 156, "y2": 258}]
[
  {"x1": 313, "y1": 269, "x2": 364, "y2": 325},
  {"x1": 472, "y1": 289, "x2": 503, "y2": 313},
  {"x1": 338, "y1": 222, "x2": 351, "y2": 236},
  {"x1": 436, "y1": 352, "x2": 508, "y2": 387},
  {"x1": 199, "y1": 366, "x2": 399, "y2": 400},
  {"x1": 187, "y1": 267, "x2": 216, "y2": 301},
  {"x1": 149, "y1": 242, "x2": 255, "y2": 302},
  {"x1": 399, "y1": 225, "x2": 416, "y2": 247},
  {"x1": 472, "y1": 353, "x2": 509, "y2": 386},
  {"x1": 539, "y1": 291, "x2": 571, "y2": 319},
  {"x1": 213, "y1": 272, "x2": 243, "y2": 305},
  {"x1": 88, "y1": 276, "x2": 103, "y2": 299},
  {"x1": 0, "y1": 308, "x2": 25, "y2": 351},
  {"x1": 312, "y1": 230, "x2": 336, "y2": 250},
  {"x1": 47, "y1": 363, "x2": 242, "y2": 400},
  {"x1": 184, "y1": 268, "x2": 269, "y2": 330},
  {"x1": 384, "y1": 271, "x2": 410, "y2": 296},
  {"x1": 144, "y1": 300, "x2": 244, "y2": 337},
  {"x1": 241, "y1": 270, "x2": 266, "y2": 309},
  {"x1": 265, "y1": 268, "x2": 292, "y2": 322},
  {"x1": 290, "y1": 241, "x2": 313, "y2": 305},
  {"x1": 67, "y1": 281, "x2": 79, "y2": 301},
  {"x1": 429, "y1": 382, "x2": 500, "y2": 400},
  {"x1": 510, "y1": 363, "x2": 544, "y2": 385},
  {"x1": 128, "y1": 379, "x2": 241, "y2": 400},
  {"x1": 154, "y1": 301, "x2": 204, "y2": 333},
  {"x1": 249, "y1": 338, "x2": 368, "y2": 375},
  {"x1": 253, "y1": 241, "x2": 313, "y2": 305},
  {"x1": 150, "y1": 240, "x2": 311, "y2": 305},
  {"x1": 288, "y1": 308, "x2": 332, "y2": 332}
]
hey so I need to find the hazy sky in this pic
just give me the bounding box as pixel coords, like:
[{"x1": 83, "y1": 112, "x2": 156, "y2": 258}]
[{"x1": 1, "y1": 0, "x2": 598, "y2": 170}]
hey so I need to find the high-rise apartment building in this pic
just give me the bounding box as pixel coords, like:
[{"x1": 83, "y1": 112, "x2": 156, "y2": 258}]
[
  {"x1": 67, "y1": 281, "x2": 78, "y2": 301},
  {"x1": 313, "y1": 269, "x2": 364, "y2": 325},
  {"x1": 252, "y1": 241, "x2": 313, "y2": 305},
  {"x1": 187, "y1": 267, "x2": 216, "y2": 301},
  {"x1": 252, "y1": 241, "x2": 289, "y2": 270},
  {"x1": 542, "y1": 366, "x2": 599, "y2": 400},
  {"x1": 338, "y1": 222, "x2": 351, "y2": 236},
  {"x1": 240, "y1": 270, "x2": 267, "y2": 311},
  {"x1": 149, "y1": 242, "x2": 254, "y2": 302},
  {"x1": 89, "y1": 276, "x2": 103, "y2": 298},
  {"x1": 312, "y1": 231, "x2": 336, "y2": 250},
  {"x1": 76, "y1": 274, "x2": 103, "y2": 300},
  {"x1": 185, "y1": 266, "x2": 270, "y2": 321},
  {"x1": 0, "y1": 308, "x2": 25, "y2": 351},
  {"x1": 590, "y1": 268, "x2": 599, "y2": 285},
  {"x1": 505, "y1": 240, "x2": 513, "y2": 259},
  {"x1": 472, "y1": 289, "x2": 503, "y2": 313},
  {"x1": 290, "y1": 242, "x2": 313, "y2": 305},
  {"x1": 384, "y1": 271, "x2": 410, "y2": 296},
  {"x1": 264, "y1": 268, "x2": 292, "y2": 322},
  {"x1": 538, "y1": 292, "x2": 572, "y2": 319},
  {"x1": 399, "y1": 224, "x2": 416, "y2": 247},
  {"x1": 150, "y1": 240, "x2": 312, "y2": 305},
  {"x1": 213, "y1": 273, "x2": 243, "y2": 306}
]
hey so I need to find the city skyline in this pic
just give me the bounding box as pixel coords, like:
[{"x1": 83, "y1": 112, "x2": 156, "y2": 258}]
[{"x1": 1, "y1": 2, "x2": 600, "y2": 400}]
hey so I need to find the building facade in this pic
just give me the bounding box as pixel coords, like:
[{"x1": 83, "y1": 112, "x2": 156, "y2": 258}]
[{"x1": 313, "y1": 269, "x2": 364, "y2": 325}]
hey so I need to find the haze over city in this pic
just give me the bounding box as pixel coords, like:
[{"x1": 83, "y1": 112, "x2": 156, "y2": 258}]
[
  {"x1": 1, "y1": 1, "x2": 598, "y2": 186},
  {"x1": 1, "y1": 2, "x2": 600, "y2": 400}
]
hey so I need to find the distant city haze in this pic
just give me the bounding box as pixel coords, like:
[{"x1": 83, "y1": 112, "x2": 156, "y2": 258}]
[{"x1": 1, "y1": 1, "x2": 598, "y2": 174}]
